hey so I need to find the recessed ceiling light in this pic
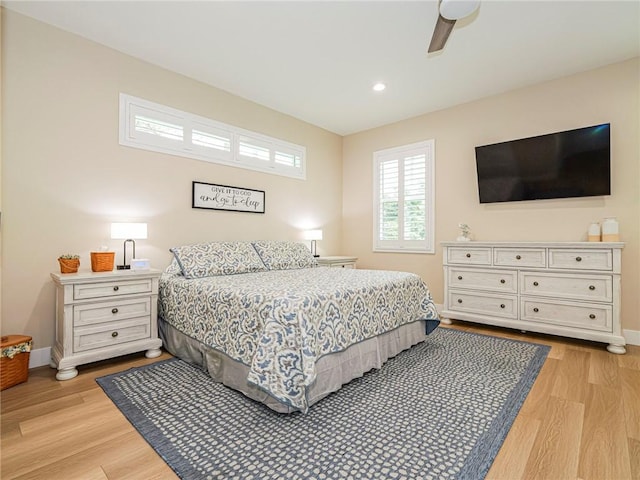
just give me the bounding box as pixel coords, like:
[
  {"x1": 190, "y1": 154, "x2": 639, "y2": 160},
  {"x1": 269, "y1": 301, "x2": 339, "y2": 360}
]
[{"x1": 372, "y1": 82, "x2": 386, "y2": 92}]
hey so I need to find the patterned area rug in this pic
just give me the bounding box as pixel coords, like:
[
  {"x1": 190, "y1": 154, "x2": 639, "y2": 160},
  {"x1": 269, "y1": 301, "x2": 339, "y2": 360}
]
[{"x1": 97, "y1": 328, "x2": 549, "y2": 480}]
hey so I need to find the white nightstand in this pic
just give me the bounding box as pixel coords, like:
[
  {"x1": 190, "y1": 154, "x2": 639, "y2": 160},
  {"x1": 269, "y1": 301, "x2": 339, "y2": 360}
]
[
  {"x1": 50, "y1": 269, "x2": 163, "y2": 380},
  {"x1": 315, "y1": 256, "x2": 358, "y2": 269}
]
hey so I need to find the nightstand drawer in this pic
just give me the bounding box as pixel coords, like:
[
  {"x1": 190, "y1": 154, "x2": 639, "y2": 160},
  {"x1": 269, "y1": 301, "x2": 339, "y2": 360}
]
[
  {"x1": 494, "y1": 248, "x2": 546, "y2": 268},
  {"x1": 448, "y1": 267, "x2": 517, "y2": 294},
  {"x1": 73, "y1": 298, "x2": 152, "y2": 327},
  {"x1": 548, "y1": 249, "x2": 613, "y2": 271},
  {"x1": 520, "y1": 272, "x2": 612, "y2": 303},
  {"x1": 73, "y1": 278, "x2": 153, "y2": 300},
  {"x1": 448, "y1": 290, "x2": 517, "y2": 319},
  {"x1": 73, "y1": 317, "x2": 152, "y2": 353},
  {"x1": 447, "y1": 247, "x2": 492, "y2": 265},
  {"x1": 521, "y1": 298, "x2": 612, "y2": 332}
]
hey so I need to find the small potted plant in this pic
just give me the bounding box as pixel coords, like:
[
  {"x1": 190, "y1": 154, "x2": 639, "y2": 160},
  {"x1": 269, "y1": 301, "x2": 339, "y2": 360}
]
[{"x1": 58, "y1": 254, "x2": 80, "y2": 273}]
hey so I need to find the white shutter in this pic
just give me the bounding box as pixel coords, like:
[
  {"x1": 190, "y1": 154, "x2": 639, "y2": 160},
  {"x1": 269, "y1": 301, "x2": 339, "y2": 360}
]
[
  {"x1": 373, "y1": 140, "x2": 434, "y2": 253},
  {"x1": 119, "y1": 94, "x2": 306, "y2": 180}
]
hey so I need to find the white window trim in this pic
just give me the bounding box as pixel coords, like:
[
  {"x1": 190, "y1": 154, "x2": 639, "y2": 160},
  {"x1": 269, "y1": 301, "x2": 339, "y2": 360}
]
[
  {"x1": 372, "y1": 140, "x2": 435, "y2": 254},
  {"x1": 119, "y1": 94, "x2": 306, "y2": 180}
]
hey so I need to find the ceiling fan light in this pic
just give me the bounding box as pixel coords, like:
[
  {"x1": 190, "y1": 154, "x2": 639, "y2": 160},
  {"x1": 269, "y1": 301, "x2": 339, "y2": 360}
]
[{"x1": 439, "y1": 0, "x2": 480, "y2": 20}]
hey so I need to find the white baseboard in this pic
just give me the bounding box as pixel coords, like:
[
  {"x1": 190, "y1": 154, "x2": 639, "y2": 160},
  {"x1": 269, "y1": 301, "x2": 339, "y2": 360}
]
[
  {"x1": 29, "y1": 346, "x2": 52, "y2": 369},
  {"x1": 624, "y1": 329, "x2": 640, "y2": 346},
  {"x1": 26, "y1": 326, "x2": 640, "y2": 370}
]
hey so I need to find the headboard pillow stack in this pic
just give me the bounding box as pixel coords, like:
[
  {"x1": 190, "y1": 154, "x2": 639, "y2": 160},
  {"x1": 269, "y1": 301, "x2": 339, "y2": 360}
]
[
  {"x1": 170, "y1": 241, "x2": 267, "y2": 279},
  {"x1": 251, "y1": 240, "x2": 318, "y2": 271},
  {"x1": 168, "y1": 240, "x2": 317, "y2": 278}
]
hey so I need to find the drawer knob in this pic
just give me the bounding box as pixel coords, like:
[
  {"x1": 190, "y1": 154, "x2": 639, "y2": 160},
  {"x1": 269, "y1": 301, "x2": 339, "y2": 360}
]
[
  {"x1": 111, "y1": 331, "x2": 119, "y2": 338},
  {"x1": 457, "y1": 299, "x2": 463, "y2": 304},
  {"x1": 466, "y1": 253, "x2": 471, "y2": 258},
  {"x1": 500, "y1": 304, "x2": 505, "y2": 309},
  {"x1": 533, "y1": 281, "x2": 539, "y2": 287},
  {"x1": 516, "y1": 255, "x2": 522, "y2": 260},
  {"x1": 111, "y1": 308, "x2": 119, "y2": 314},
  {"x1": 576, "y1": 256, "x2": 582, "y2": 262},
  {"x1": 500, "y1": 279, "x2": 506, "y2": 284},
  {"x1": 533, "y1": 307, "x2": 539, "y2": 313},
  {"x1": 589, "y1": 314, "x2": 596, "y2": 319},
  {"x1": 589, "y1": 285, "x2": 595, "y2": 291},
  {"x1": 457, "y1": 275, "x2": 463, "y2": 280},
  {"x1": 113, "y1": 286, "x2": 120, "y2": 291}
]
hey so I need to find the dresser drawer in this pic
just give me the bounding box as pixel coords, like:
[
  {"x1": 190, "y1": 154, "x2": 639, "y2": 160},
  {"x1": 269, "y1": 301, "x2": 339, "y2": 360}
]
[
  {"x1": 73, "y1": 278, "x2": 154, "y2": 300},
  {"x1": 520, "y1": 272, "x2": 612, "y2": 303},
  {"x1": 494, "y1": 248, "x2": 546, "y2": 268},
  {"x1": 73, "y1": 298, "x2": 152, "y2": 327},
  {"x1": 447, "y1": 247, "x2": 492, "y2": 265},
  {"x1": 548, "y1": 249, "x2": 613, "y2": 271},
  {"x1": 448, "y1": 290, "x2": 517, "y2": 319},
  {"x1": 521, "y1": 297, "x2": 612, "y2": 332},
  {"x1": 73, "y1": 317, "x2": 152, "y2": 353},
  {"x1": 448, "y1": 267, "x2": 518, "y2": 294}
]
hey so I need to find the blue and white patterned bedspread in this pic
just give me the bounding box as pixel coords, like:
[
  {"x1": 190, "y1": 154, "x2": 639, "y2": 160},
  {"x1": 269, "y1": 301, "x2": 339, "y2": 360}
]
[{"x1": 158, "y1": 267, "x2": 439, "y2": 411}]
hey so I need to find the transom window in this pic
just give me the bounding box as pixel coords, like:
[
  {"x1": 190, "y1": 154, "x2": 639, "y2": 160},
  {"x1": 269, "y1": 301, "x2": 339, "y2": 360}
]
[
  {"x1": 373, "y1": 140, "x2": 435, "y2": 253},
  {"x1": 119, "y1": 94, "x2": 306, "y2": 179}
]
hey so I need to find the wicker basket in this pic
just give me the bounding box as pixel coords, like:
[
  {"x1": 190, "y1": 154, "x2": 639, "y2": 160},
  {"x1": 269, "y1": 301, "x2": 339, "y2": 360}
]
[
  {"x1": 58, "y1": 258, "x2": 80, "y2": 274},
  {"x1": 91, "y1": 252, "x2": 115, "y2": 272},
  {"x1": 1, "y1": 335, "x2": 32, "y2": 391}
]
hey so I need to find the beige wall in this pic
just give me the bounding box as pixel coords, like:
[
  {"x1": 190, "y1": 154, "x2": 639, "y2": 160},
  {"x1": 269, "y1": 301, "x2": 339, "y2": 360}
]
[
  {"x1": 2, "y1": 9, "x2": 639, "y2": 354},
  {"x1": 343, "y1": 58, "x2": 640, "y2": 334},
  {"x1": 1, "y1": 11, "x2": 343, "y2": 348}
]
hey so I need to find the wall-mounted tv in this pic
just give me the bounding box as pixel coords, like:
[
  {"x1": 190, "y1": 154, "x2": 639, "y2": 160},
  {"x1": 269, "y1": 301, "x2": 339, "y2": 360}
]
[{"x1": 475, "y1": 123, "x2": 611, "y2": 204}]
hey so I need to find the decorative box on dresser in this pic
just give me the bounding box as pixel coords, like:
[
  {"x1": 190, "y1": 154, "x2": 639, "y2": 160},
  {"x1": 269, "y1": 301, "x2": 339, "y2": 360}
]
[
  {"x1": 315, "y1": 256, "x2": 358, "y2": 269},
  {"x1": 50, "y1": 269, "x2": 163, "y2": 380},
  {"x1": 441, "y1": 242, "x2": 625, "y2": 354}
]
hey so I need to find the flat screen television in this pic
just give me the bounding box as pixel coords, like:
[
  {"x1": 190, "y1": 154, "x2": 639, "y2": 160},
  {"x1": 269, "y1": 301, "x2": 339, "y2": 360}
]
[{"x1": 475, "y1": 123, "x2": 611, "y2": 203}]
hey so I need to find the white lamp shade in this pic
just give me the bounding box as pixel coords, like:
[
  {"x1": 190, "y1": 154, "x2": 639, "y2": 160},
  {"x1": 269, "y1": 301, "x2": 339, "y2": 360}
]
[
  {"x1": 439, "y1": 0, "x2": 480, "y2": 20},
  {"x1": 111, "y1": 222, "x2": 148, "y2": 240},
  {"x1": 303, "y1": 229, "x2": 323, "y2": 241}
]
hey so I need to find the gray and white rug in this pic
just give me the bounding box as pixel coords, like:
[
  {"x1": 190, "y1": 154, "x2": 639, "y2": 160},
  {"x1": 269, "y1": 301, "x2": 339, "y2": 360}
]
[{"x1": 97, "y1": 328, "x2": 549, "y2": 480}]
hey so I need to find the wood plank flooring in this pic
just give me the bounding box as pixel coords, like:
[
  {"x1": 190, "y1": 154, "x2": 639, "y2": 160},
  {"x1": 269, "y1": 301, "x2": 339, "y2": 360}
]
[{"x1": 1, "y1": 323, "x2": 639, "y2": 480}]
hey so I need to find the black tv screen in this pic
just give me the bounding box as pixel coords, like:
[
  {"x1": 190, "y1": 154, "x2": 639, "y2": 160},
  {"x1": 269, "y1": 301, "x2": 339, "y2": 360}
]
[{"x1": 475, "y1": 123, "x2": 611, "y2": 203}]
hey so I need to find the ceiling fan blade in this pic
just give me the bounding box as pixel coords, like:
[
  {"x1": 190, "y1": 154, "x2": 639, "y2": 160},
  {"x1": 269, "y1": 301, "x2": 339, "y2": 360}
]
[{"x1": 428, "y1": 14, "x2": 456, "y2": 53}]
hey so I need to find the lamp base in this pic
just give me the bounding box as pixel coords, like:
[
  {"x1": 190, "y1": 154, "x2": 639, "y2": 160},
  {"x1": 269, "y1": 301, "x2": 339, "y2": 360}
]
[{"x1": 116, "y1": 265, "x2": 131, "y2": 270}]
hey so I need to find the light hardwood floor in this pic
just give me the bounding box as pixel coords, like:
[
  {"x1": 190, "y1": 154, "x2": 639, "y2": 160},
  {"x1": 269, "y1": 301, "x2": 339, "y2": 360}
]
[{"x1": 1, "y1": 323, "x2": 639, "y2": 480}]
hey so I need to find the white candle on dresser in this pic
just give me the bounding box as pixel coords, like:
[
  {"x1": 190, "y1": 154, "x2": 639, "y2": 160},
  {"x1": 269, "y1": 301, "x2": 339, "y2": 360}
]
[
  {"x1": 587, "y1": 222, "x2": 601, "y2": 242},
  {"x1": 601, "y1": 218, "x2": 619, "y2": 242}
]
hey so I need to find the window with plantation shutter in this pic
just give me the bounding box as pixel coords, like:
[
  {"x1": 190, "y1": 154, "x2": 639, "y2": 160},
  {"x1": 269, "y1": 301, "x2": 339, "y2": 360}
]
[
  {"x1": 119, "y1": 94, "x2": 306, "y2": 179},
  {"x1": 373, "y1": 140, "x2": 435, "y2": 253}
]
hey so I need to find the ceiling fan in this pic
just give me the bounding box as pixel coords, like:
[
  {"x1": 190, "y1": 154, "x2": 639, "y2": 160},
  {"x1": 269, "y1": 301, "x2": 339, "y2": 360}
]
[{"x1": 428, "y1": 0, "x2": 480, "y2": 53}]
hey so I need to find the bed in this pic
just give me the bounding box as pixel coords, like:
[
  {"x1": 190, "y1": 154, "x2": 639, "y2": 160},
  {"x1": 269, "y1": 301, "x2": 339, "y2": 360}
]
[{"x1": 158, "y1": 240, "x2": 440, "y2": 413}]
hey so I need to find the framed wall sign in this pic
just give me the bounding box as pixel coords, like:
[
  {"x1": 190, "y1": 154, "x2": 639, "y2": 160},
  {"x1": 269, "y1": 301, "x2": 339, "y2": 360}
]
[{"x1": 192, "y1": 181, "x2": 265, "y2": 214}]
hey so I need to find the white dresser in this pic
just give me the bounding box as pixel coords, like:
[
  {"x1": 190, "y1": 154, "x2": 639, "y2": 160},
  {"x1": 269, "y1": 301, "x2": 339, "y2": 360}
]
[
  {"x1": 50, "y1": 269, "x2": 163, "y2": 380},
  {"x1": 441, "y1": 242, "x2": 625, "y2": 354}
]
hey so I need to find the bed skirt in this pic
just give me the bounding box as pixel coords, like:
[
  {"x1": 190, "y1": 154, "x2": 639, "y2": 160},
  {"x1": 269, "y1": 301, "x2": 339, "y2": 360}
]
[{"x1": 159, "y1": 318, "x2": 432, "y2": 413}]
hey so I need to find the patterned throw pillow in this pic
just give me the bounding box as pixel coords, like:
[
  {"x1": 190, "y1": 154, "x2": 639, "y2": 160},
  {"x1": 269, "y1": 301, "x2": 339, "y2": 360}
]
[
  {"x1": 170, "y1": 241, "x2": 267, "y2": 279},
  {"x1": 252, "y1": 241, "x2": 317, "y2": 270},
  {"x1": 164, "y1": 257, "x2": 183, "y2": 276}
]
